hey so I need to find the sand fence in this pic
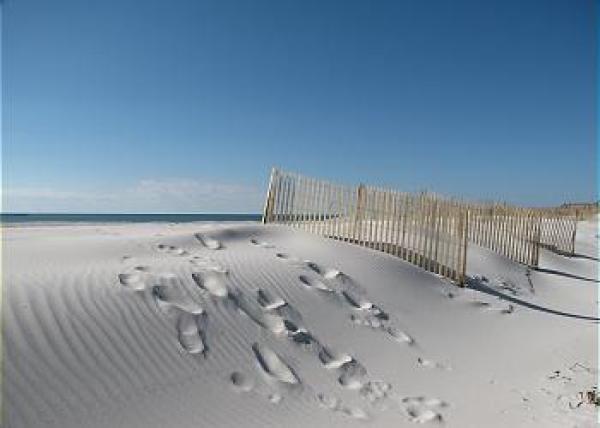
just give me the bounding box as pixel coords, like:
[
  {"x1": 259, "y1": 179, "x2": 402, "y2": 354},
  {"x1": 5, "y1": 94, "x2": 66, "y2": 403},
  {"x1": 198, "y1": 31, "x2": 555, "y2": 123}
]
[{"x1": 262, "y1": 168, "x2": 585, "y2": 285}]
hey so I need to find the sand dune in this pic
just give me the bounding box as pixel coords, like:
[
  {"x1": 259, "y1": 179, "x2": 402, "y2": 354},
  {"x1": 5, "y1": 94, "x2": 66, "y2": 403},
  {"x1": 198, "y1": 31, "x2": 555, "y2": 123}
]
[{"x1": 2, "y1": 218, "x2": 597, "y2": 427}]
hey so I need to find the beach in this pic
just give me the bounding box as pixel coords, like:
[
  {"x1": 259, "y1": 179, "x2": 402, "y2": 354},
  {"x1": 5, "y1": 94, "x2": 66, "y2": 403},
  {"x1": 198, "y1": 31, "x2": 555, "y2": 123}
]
[{"x1": 2, "y1": 218, "x2": 597, "y2": 427}]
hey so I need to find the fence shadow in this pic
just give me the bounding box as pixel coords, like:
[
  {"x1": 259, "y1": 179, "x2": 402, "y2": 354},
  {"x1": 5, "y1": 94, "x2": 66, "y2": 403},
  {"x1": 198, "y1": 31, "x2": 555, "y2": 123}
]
[
  {"x1": 540, "y1": 243, "x2": 600, "y2": 262},
  {"x1": 468, "y1": 280, "x2": 599, "y2": 322},
  {"x1": 533, "y1": 267, "x2": 599, "y2": 284},
  {"x1": 570, "y1": 253, "x2": 600, "y2": 262}
]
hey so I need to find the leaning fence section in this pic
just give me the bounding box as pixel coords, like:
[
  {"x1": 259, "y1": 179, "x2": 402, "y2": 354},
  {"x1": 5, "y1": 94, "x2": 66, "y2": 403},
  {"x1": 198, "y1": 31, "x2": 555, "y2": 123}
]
[
  {"x1": 466, "y1": 204, "x2": 541, "y2": 267},
  {"x1": 262, "y1": 168, "x2": 582, "y2": 286},
  {"x1": 263, "y1": 168, "x2": 469, "y2": 284},
  {"x1": 536, "y1": 209, "x2": 577, "y2": 254},
  {"x1": 467, "y1": 204, "x2": 578, "y2": 265}
]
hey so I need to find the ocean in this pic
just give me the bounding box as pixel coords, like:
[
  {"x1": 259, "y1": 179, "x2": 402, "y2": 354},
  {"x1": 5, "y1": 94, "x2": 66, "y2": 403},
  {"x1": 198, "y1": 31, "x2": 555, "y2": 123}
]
[{"x1": 1, "y1": 213, "x2": 262, "y2": 226}]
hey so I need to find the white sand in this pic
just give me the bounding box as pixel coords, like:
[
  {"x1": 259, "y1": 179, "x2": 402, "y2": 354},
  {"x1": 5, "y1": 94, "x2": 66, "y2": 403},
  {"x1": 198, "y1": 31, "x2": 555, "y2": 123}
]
[{"x1": 3, "y1": 218, "x2": 597, "y2": 427}]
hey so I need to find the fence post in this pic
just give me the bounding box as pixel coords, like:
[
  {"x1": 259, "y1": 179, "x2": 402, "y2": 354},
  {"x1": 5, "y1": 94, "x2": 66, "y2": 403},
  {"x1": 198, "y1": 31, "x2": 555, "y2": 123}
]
[
  {"x1": 354, "y1": 184, "x2": 366, "y2": 244},
  {"x1": 570, "y1": 214, "x2": 577, "y2": 255},
  {"x1": 532, "y1": 214, "x2": 541, "y2": 267},
  {"x1": 262, "y1": 168, "x2": 277, "y2": 224},
  {"x1": 458, "y1": 209, "x2": 469, "y2": 286}
]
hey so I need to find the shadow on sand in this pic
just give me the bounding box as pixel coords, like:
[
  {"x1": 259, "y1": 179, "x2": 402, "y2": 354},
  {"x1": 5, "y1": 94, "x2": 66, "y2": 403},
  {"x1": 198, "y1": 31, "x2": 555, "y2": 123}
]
[
  {"x1": 468, "y1": 280, "x2": 599, "y2": 322},
  {"x1": 534, "y1": 267, "x2": 599, "y2": 284},
  {"x1": 565, "y1": 252, "x2": 600, "y2": 262},
  {"x1": 540, "y1": 244, "x2": 600, "y2": 262}
]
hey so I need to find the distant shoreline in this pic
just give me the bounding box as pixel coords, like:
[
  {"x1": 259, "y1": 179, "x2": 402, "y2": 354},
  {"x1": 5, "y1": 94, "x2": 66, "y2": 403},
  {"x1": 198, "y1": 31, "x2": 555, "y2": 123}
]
[{"x1": 0, "y1": 213, "x2": 262, "y2": 226}]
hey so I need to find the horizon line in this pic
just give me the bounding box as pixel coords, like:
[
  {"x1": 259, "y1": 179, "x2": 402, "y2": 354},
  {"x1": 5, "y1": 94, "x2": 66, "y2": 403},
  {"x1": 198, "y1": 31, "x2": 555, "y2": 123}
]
[{"x1": 0, "y1": 212, "x2": 263, "y2": 215}]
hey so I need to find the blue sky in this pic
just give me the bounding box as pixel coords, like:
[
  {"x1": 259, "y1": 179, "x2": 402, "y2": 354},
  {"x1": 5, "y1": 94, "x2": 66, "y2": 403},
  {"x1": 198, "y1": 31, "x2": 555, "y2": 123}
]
[{"x1": 2, "y1": 0, "x2": 596, "y2": 213}]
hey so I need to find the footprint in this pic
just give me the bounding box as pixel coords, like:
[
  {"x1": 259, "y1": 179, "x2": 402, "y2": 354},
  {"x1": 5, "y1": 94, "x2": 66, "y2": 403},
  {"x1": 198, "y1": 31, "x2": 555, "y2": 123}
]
[
  {"x1": 230, "y1": 371, "x2": 283, "y2": 405},
  {"x1": 406, "y1": 408, "x2": 443, "y2": 424},
  {"x1": 359, "y1": 381, "x2": 392, "y2": 404},
  {"x1": 256, "y1": 288, "x2": 287, "y2": 310},
  {"x1": 342, "y1": 406, "x2": 369, "y2": 420},
  {"x1": 318, "y1": 348, "x2": 353, "y2": 370},
  {"x1": 267, "y1": 393, "x2": 283, "y2": 404},
  {"x1": 234, "y1": 293, "x2": 286, "y2": 334},
  {"x1": 341, "y1": 290, "x2": 374, "y2": 310},
  {"x1": 175, "y1": 311, "x2": 208, "y2": 355},
  {"x1": 151, "y1": 281, "x2": 204, "y2": 315},
  {"x1": 317, "y1": 393, "x2": 341, "y2": 410},
  {"x1": 252, "y1": 343, "x2": 300, "y2": 385},
  {"x1": 118, "y1": 273, "x2": 146, "y2": 291},
  {"x1": 417, "y1": 357, "x2": 452, "y2": 371},
  {"x1": 192, "y1": 270, "x2": 229, "y2": 298},
  {"x1": 250, "y1": 238, "x2": 274, "y2": 249},
  {"x1": 338, "y1": 360, "x2": 367, "y2": 390},
  {"x1": 230, "y1": 372, "x2": 254, "y2": 393},
  {"x1": 350, "y1": 313, "x2": 387, "y2": 330},
  {"x1": 283, "y1": 320, "x2": 314, "y2": 345},
  {"x1": 401, "y1": 396, "x2": 447, "y2": 424},
  {"x1": 306, "y1": 261, "x2": 342, "y2": 279},
  {"x1": 386, "y1": 327, "x2": 415, "y2": 345},
  {"x1": 298, "y1": 275, "x2": 334, "y2": 293},
  {"x1": 274, "y1": 253, "x2": 307, "y2": 267},
  {"x1": 156, "y1": 244, "x2": 189, "y2": 256},
  {"x1": 195, "y1": 233, "x2": 222, "y2": 250},
  {"x1": 317, "y1": 393, "x2": 368, "y2": 420}
]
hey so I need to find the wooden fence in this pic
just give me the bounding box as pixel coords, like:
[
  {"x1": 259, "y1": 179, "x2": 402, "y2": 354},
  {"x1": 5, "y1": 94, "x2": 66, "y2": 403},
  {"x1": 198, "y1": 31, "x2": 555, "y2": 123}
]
[
  {"x1": 262, "y1": 168, "x2": 580, "y2": 285},
  {"x1": 263, "y1": 169, "x2": 469, "y2": 283},
  {"x1": 467, "y1": 204, "x2": 542, "y2": 266},
  {"x1": 536, "y1": 209, "x2": 577, "y2": 254}
]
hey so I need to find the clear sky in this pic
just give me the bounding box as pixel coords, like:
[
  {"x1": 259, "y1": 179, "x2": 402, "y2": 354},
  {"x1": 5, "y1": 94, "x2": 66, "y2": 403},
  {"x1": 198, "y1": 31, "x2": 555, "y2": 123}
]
[{"x1": 2, "y1": 0, "x2": 596, "y2": 213}]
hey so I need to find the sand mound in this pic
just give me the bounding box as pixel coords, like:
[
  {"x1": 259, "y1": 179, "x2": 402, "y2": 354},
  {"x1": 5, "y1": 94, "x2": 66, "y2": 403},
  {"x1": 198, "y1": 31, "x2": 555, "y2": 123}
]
[{"x1": 3, "y1": 219, "x2": 597, "y2": 427}]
